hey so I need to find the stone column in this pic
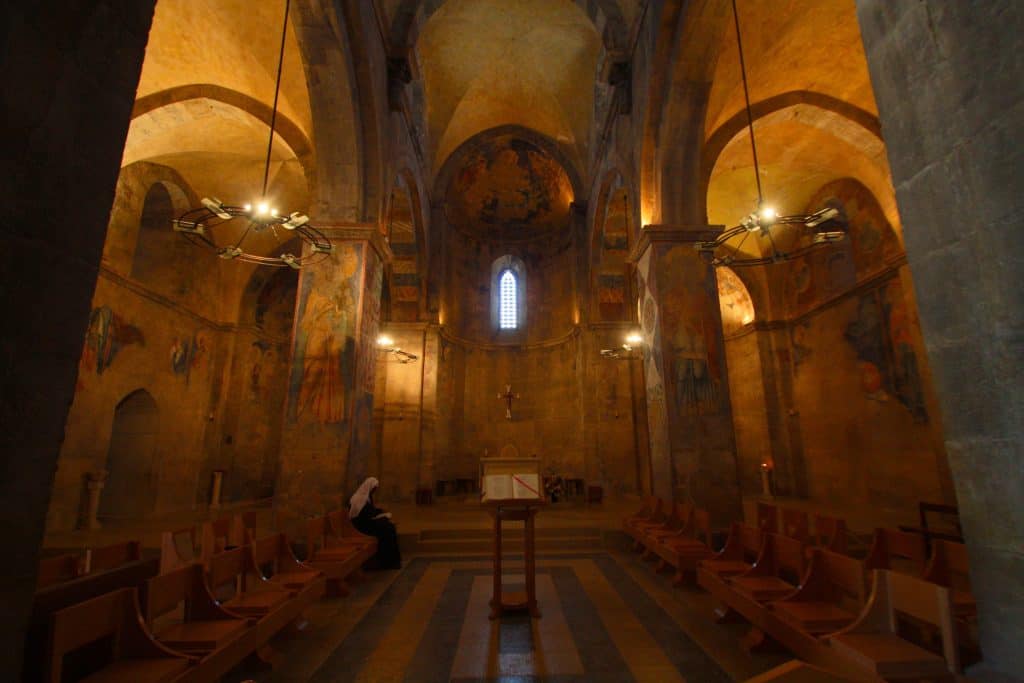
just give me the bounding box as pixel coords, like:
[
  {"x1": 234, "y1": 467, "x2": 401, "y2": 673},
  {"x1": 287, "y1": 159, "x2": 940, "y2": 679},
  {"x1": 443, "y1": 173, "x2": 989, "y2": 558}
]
[
  {"x1": 81, "y1": 471, "x2": 108, "y2": 531},
  {"x1": 418, "y1": 324, "x2": 441, "y2": 492},
  {"x1": 277, "y1": 224, "x2": 389, "y2": 513},
  {"x1": 856, "y1": 2, "x2": 1024, "y2": 675},
  {"x1": 631, "y1": 225, "x2": 742, "y2": 524}
]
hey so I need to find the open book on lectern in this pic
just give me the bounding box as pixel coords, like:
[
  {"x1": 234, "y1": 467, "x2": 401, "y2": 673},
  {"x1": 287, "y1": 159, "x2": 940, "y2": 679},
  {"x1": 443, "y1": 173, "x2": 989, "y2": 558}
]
[{"x1": 482, "y1": 473, "x2": 541, "y2": 501}]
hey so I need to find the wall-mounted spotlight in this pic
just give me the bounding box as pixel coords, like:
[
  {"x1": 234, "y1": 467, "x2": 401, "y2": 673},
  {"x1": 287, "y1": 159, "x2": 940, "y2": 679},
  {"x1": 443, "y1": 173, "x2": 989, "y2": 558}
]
[
  {"x1": 601, "y1": 331, "x2": 644, "y2": 360},
  {"x1": 377, "y1": 335, "x2": 418, "y2": 364}
]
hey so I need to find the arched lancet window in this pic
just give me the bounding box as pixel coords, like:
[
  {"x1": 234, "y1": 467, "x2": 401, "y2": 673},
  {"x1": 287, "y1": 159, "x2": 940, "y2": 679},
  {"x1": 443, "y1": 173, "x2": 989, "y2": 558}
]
[
  {"x1": 499, "y1": 269, "x2": 518, "y2": 329},
  {"x1": 491, "y1": 255, "x2": 526, "y2": 332}
]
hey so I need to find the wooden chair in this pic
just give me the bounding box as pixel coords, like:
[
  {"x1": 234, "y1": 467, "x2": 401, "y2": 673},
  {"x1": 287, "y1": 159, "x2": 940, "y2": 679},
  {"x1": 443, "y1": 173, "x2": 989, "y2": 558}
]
[
  {"x1": 247, "y1": 532, "x2": 322, "y2": 592},
  {"x1": 37, "y1": 553, "x2": 84, "y2": 589},
  {"x1": 727, "y1": 533, "x2": 809, "y2": 604},
  {"x1": 85, "y1": 540, "x2": 142, "y2": 574},
  {"x1": 160, "y1": 526, "x2": 199, "y2": 574},
  {"x1": 641, "y1": 502, "x2": 692, "y2": 556},
  {"x1": 827, "y1": 570, "x2": 961, "y2": 680},
  {"x1": 655, "y1": 508, "x2": 715, "y2": 586},
  {"x1": 781, "y1": 509, "x2": 810, "y2": 544},
  {"x1": 769, "y1": 548, "x2": 866, "y2": 637},
  {"x1": 864, "y1": 528, "x2": 927, "y2": 578},
  {"x1": 922, "y1": 540, "x2": 975, "y2": 619},
  {"x1": 699, "y1": 523, "x2": 764, "y2": 580},
  {"x1": 813, "y1": 514, "x2": 849, "y2": 555},
  {"x1": 758, "y1": 502, "x2": 779, "y2": 534},
  {"x1": 305, "y1": 516, "x2": 375, "y2": 596},
  {"x1": 46, "y1": 587, "x2": 195, "y2": 683},
  {"x1": 144, "y1": 563, "x2": 250, "y2": 656}
]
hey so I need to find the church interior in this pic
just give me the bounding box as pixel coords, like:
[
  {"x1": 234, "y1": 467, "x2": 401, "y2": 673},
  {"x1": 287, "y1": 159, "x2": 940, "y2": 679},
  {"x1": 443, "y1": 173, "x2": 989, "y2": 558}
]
[{"x1": 3, "y1": 0, "x2": 1022, "y2": 681}]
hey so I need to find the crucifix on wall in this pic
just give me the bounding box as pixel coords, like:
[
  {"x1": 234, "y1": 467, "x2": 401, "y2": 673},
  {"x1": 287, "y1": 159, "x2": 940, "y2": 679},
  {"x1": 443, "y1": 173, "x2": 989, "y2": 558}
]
[{"x1": 498, "y1": 384, "x2": 520, "y2": 420}]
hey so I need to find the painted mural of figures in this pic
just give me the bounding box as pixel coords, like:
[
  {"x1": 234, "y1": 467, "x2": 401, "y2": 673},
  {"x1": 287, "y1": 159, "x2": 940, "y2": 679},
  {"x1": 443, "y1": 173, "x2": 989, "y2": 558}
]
[
  {"x1": 297, "y1": 287, "x2": 353, "y2": 423},
  {"x1": 845, "y1": 293, "x2": 890, "y2": 403},
  {"x1": 82, "y1": 305, "x2": 145, "y2": 375},
  {"x1": 884, "y1": 284, "x2": 928, "y2": 422},
  {"x1": 672, "y1": 319, "x2": 720, "y2": 415}
]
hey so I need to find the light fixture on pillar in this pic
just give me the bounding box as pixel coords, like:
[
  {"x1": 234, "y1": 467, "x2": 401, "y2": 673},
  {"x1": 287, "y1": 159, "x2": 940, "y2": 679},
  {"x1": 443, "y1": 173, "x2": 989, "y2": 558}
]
[
  {"x1": 694, "y1": 0, "x2": 847, "y2": 268},
  {"x1": 172, "y1": 0, "x2": 332, "y2": 269},
  {"x1": 377, "y1": 335, "x2": 419, "y2": 364},
  {"x1": 601, "y1": 331, "x2": 643, "y2": 360}
]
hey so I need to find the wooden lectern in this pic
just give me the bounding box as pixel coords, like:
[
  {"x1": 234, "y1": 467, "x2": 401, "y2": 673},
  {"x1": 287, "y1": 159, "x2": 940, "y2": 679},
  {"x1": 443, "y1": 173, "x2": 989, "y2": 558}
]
[{"x1": 480, "y1": 457, "x2": 545, "y2": 619}]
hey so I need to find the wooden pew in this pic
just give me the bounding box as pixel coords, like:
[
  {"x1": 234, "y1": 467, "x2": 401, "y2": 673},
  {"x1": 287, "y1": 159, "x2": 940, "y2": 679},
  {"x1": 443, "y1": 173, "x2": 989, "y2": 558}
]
[
  {"x1": 863, "y1": 528, "x2": 927, "y2": 577},
  {"x1": 922, "y1": 540, "x2": 976, "y2": 619},
  {"x1": 769, "y1": 548, "x2": 865, "y2": 638},
  {"x1": 781, "y1": 509, "x2": 810, "y2": 544},
  {"x1": 46, "y1": 587, "x2": 196, "y2": 682},
  {"x1": 813, "y1": 514, "x2": 849, "y2": 555},
  {"x1": 653, "y1": 508, "x2": 715, "y2": 586},
  {"x1": 37, "y1": 553, "x2": 84, "y2": 589},
  {"x1": 305, "y1": 516, "x2": 376, "y2": 596},
  {"x1": 25, "y1": 557, "x2": 160, "y2": 682},
  {"x1": 758, "y1": 502, "x2": 779, "y2": 534},
  {"x1": 641, "y1": 502, "x2": 691, "y2": 557},
  {"x1": 85, "y1": 540, "x2": 141, "y2": 574},
  {"x1": 144, "y1": 563, "x2": 251, "y2": 656},
  {"x1": 826, "y1": 570, "x2": 961, "y2": 680},
  {"x1": 728, "y1": 533, "x2": 809, "y2": 604},
  {"x1": 247, "y1": 532, "x2": 323, "y2": 592},
  {"x1": 699, "y1": 523, "x2": 764, "y2": 580},
  {"x1": 230, "y1": 511, "x2": 258, "y2": 547},
  {"x1": 626, "y1": 499, "x2": 668, "y2": 549},
  {"x1": 744, "y1": 659, "x2": 875, "y2": 682},
  {"x1": 160, "y1": 526, "x2": 199, "y2": 574},
  {"x1": 199, "y1": 518, "x2": 233, "y2": 565},
  {"x1": 325, "y1": 509, "x2": 379, "y2": 555},
  {"x1": 207, "y1": 546, "x2": 325, "y2": 622},
  {"x1": 622, "y1": 496, "x2": 660, "y2": 535}
]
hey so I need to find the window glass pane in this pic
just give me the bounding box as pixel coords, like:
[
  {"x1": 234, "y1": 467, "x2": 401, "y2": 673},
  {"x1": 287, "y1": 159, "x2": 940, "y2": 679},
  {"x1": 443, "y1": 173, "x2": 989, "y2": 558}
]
[{"x1": 499, "y1": 270, "x2": 517, "y2": 329}]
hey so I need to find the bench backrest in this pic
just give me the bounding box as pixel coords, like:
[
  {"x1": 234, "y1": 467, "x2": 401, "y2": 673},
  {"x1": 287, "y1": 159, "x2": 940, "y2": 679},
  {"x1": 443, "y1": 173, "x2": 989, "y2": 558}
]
[
  {"x1": 865, "y1": 528, "x2": 927, "y2": 575},
  {"x1": 145, "y1": 563, "x2": 201, "y2": 623},
  {"x1": 757, "y1": 502, "x2": 778, "y2": 534},
  {"x1": 665, "y1": 502, "x2": 691, "y2": 531},
  {"x1": 159, "y1": 526, "x2": 198, "y2": 574},
  {"x1": 206, "y1": 546, "x2": 249, "y2": 598},
  {"x1": 249, "y1": 533, "x2": 287, "y2": 577},
  {"x1": 814, "y1": 514, "x2": 848, "y2": 554},
  {"x1": 781, "y1": 508, "x2": 810, "y2": 543},
  {"x1": 327, "y1": 509, "x2": 370, "y2": 539},
  {"x1": 86, "y1": 540, "x2": 141, "y2": 574},
  {"x1": 37, "y1": 553, "x2": 83, "y2": 589},
  {"x1": 883, "y1": 570, "x2": 960, "y2": 672},
  {"x1": 690, "y1": 509, "x2": 712, "y2": 546},
  {"x1": 816, "y1": 548, "x2": 865, "y2": 611},
  {"x1": 923, "y1": 540, "x2": 972, "y2": 594}
]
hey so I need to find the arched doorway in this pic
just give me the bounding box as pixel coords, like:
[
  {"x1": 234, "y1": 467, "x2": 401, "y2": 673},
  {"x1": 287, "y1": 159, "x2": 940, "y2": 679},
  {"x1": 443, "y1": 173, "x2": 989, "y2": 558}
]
[{"x1": 99, "y1": 389, "x2": 159, "y2": 521}]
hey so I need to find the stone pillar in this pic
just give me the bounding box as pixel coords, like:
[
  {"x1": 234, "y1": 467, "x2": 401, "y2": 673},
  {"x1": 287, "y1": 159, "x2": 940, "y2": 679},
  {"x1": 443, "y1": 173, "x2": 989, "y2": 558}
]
[
  {"x1": 277, "y1": 224, "x2": 389, "y2": 513},
  {"x1": 632, "y1": 225, "x2": 742, "y2": 523},
  {"x1": 81, "y1": 471, "x2": 108, "y2": 531},
  {"x1": 856, "y1": 2, "x2": 1024, "y2": 675},
  {"x1": 0, "y1": 3, "x2": 156, "y2": 676},
  {"x1": 418, "y1": 325, "x2": 441, "y2": 491}
]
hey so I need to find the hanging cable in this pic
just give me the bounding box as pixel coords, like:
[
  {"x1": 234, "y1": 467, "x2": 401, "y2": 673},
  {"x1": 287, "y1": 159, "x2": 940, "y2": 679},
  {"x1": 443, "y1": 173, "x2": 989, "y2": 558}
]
[
  {"x1": 731, "y1": 0, "x2": 764, "y2": 206},
  {"x1": 262, "y1": 0, "x2": 292, "y2": 198}
]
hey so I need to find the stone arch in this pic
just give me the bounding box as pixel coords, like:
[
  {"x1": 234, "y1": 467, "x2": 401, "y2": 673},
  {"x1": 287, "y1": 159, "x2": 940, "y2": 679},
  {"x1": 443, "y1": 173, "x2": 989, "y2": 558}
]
[
  {"x1": 99, "y1": 389, "x2": 159, "y2": 521},
  {"x1": 700, "y1": 91, "x2": 883, "y2": 207},
  {"x1": 590, "y1": 169, "x2": 636, "y2": 322},
  {"x1": 130, "y1": 180, "x2": 193, "y2": 289}
]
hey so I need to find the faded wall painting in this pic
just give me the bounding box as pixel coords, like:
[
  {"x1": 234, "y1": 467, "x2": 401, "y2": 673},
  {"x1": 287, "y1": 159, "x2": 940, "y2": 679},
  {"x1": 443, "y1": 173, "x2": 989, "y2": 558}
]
[
  {"x1": 445, "y1": 135, "x2": 573, "y2": 237},
  {"x1": 659, "y1": 246, "x2": 724, "y2": 416},
  {"x1": 287, "y1": 242, "x2": 362, "y2": 424},
  {"x1": 387, "y1": 176, "x2": 421, "y2": 321},
  {"x1": 716, "y1": 267, "x2": 754, "y2": 335},
  {"x1": 596, "y1": 186, "x2": 631, "y2": 320},
  {"x1": 81, "y1": 305, "x2": 145, "y2": 375},
  {"x1": 170, "y1": 331, "x2": 208, "y2": 384}
]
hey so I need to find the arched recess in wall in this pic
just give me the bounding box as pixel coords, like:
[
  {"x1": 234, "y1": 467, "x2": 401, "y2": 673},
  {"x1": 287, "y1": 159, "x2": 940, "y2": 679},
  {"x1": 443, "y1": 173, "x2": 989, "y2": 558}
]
[
  {"x1": 716, "y1": 267, "x2": 755, "y2": 335},
  {"x1": 591, "y1": 171, "x2": 635, "y2": 322},
  {"x1": 130, "y1": 181, "x2": 194, "y2": 296},
  {"x1": 99, "y1": 389, "x2": 159, "y2": 521},
  {"x1": 384, "y1": 171, "x2": 426, "y2": 322}
]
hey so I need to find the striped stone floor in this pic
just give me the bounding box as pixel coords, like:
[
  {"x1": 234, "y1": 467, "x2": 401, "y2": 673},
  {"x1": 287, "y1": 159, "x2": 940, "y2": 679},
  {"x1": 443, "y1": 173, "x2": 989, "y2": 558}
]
[{"x1": 230, "y1": 551, "x2": 788, "y2": 683}]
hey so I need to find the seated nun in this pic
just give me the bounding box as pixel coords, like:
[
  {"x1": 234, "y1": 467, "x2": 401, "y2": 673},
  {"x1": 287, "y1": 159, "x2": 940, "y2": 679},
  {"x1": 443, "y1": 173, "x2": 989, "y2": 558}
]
[{"x1": 349, "y1": 477, "x2": 402, "y2": 570}]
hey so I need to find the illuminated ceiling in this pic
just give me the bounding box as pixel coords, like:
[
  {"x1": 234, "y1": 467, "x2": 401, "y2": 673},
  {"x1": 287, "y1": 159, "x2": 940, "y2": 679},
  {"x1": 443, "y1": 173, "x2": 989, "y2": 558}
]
[{"x1": 416, "y1": 0, "x2": 601, "y2": 176}]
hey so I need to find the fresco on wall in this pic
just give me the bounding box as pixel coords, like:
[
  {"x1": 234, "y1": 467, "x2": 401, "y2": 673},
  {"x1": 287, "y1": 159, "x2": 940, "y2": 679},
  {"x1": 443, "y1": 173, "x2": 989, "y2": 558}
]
[
  {"x1": 288, "y1": 243, "x2": 362, "y2": 424},
  {"x1": 716, "y1": 267, "x2": 754, "y2": 335},
  {"x1": 446, "y1": 135, "x2": 573, "y2": 236},
  {"x1": 254, "y1": 269, "x2": 299, "y2": 337},
  {"x1": 357, "y1": 252, "x2": 383, "y2": 395},
  {"x1": 660, "y1": 246, "x2": 723, "y2": 416},
  {"x1": 388, "y1": 177, "x2": 421, "y2": 321},
  {"x1": 597, "y1": 186, "x2": 630, "y2": 320},
  {"x1": 81, "y1": 305, "x2": 145, "y2": 375},
  {"x1": 170, "y1": 331, "x2": 208, "y2": 385},
  {"x1": 844, "y1": 281, "x2": 928, "y2": 422}
]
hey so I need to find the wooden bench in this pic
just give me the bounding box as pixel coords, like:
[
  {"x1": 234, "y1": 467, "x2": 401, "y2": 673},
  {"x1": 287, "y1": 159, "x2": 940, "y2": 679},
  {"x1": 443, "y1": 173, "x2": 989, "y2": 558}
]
[
  {"x1": 144, "y1": 563, "x2": 251, "y2": 657},
  {"x1": 864, "y1": 528, "x2": 927, "y2": 578},
  {"x1": 160, "y1": 526, "x2": 199, "y2": 574},
  {"x1": 728, "y1": 533, "x2": 809, "y2": 604},
  {"x1": 699, "y1": 522, "x2": 764, "y2": 581},
  {"x1": 626, "y1": 499, "x2": 668, "y2": 549},
  {"x1": 325, "y1": 509, "x2": 379, "y2": 555},
  {"x1": 85, "y1": 540, "x2": 141, "y2": 574},
  {"x1": 743, "y1": 659, "x2": 874, "y2": 682},
  {"x1": 653, "y1": 508, "x2": 714, "y2": 586},
  {"x1": 922, "y1": 540, "x2": 975, "y2": 619},
  {"x1": 305, "y1": 516, "x2": 375, "y2": 596},
  {"x1": 25, "y1": 557, "x2": 160, "y2": 682},
  {"x1": 622, "y1": 496, "x2": 659, "y2": 532},
  {"x1": 46, "y1": 587, "x2": 196, "y2": 682},
  {"x1": 37, "y1": 553, "x2": 84, "y2": 589},
  {"x1": 641, "y1": 502, "x2": 691, "y2": 558},
  {"x1": 199, "y1": 518, "x2": 234, "y2": 565},
  {"x1": 207, "y1": 545, "x2": 325, "y2": 623},
  {"x1": 826, "y1": 570, "x2": 961, "y2": 681},
  {"x1": 781, "y1": 508, "x2": 810, "y2": 544},
  {"x1": 813, "y1": 514, "x2": 849, "y2": 555},
  {"x1": 769, "y1": 548, "x2": 865, "y2": 638},
  {"x1": 758, "y1": 502, "x2": 779, "y2": 534},
  {"x1": 248, "y1": 532, "x2": 323, "y2": 593}
]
